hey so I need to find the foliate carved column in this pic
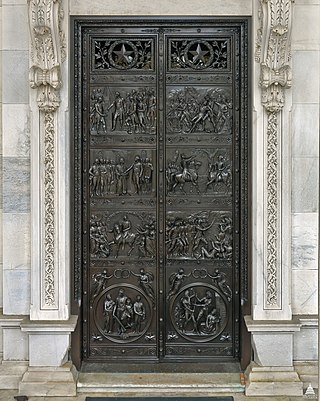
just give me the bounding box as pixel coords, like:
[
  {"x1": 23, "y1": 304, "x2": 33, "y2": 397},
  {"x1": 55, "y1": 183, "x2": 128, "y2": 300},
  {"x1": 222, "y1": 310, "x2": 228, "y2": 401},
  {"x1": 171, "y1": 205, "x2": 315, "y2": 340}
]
[
  {"x1": 256, "y1": 0, "x2": 294, "y2": 314},
  {"x1": 28, "y1": 0, "x2": 67, "y2": 317}
]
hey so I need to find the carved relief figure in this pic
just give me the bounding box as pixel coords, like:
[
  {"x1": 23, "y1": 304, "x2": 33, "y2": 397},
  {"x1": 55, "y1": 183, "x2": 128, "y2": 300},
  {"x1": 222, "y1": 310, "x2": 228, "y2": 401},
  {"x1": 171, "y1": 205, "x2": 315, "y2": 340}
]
[
  {"x1": 91, "y1": 269, "x2": 113, "y2": 304},
  {"x1": 109, "y1": 215, "x2": 136, "y2": 257},
  {"x1": 124, "y1": 155, "x2": 144, "y2": 194},
  {"x1": 208, "y1": 269, "x2": 232, "y2": 302},
  {"x1": 101, "y1": 288, "x2": 149, "y2": 338},
  {"x1": 103, "y1": 294, "x2": 115, "y2": 333},
  {"x1": 132, "y1": 268, "x2": 155, "y2": 306},
  {"x1": 167, "y1": 268, "x2": 191, "y2": 300},
  {"x1": 90, "y1": 89, "x2": 107, "y2": 134},
  {"x1": 205, "y1": 154, "x2": 232, "y2": 190},
  {"x1": 166, "y1": 150, "x2": 201, "y2": 194},
  {"x1": 108, "y1": 92, "x2": 125, "y2": 131},
  {"x1": 133, "y1": 295, "x2": 146, "y2": 333},
  {"x1": 90, "y1": 215, "x2": 111, "y2": 258},
  {"x1": 137, "y1": 220, "x2": 156, "y2": 258}
]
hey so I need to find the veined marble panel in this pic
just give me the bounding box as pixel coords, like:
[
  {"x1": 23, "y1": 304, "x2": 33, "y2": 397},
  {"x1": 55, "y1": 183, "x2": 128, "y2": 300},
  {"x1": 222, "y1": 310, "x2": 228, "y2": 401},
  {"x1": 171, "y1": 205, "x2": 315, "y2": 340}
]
[
  {"x1": 292, "y1": 157, "x2": 319, "y2": 213},
  {"x1": 2, "y1": 104, "x2": 30, "y2": 158},
  {"x1": 294, "y1": 326, "x2": 318, "y2": 361},
  {"x1": 292, "y1": 51, "x2": 320, "y2": 104},
  {"x1": 2, "y1": 5, "x2": 28, "y2": 51},
  {"x1": 0, "y1": 212, "x2": 2, "y2": 263},
  {"x1": 292, "y1": 213, "x2": 318, "y2": 270},
  {"x1": 292, "y1": 269, "x2": 318, "y2": 315},
  {"x1": 292, "y1": 104, "x2": 319, "y2": 157},
  {"x1": 70, "y1": 0, "x2": 253, "y2": 16},
  {"x1": 0, "y1": 156, "x2": 2, "y2": 210},
  {"x1": 3, "y1": 269, "x2": 30, "y2": 315},
  {"x1": 3, "y1": 157, "x2": 30, "y2": 213},
  {"x1": 2, "y1": 0, "x2": 26, "y2": 4},
  {"x1": 0, "y1": 264, "x2": 3, "y2": 310},
  {"x1": 3, "y1": 328, "x2": 28, "y2": 361},
  {"x1": 2, "y1": 51, "x2": 29, "y2": 104},
  {"x1": 292, "y1": 5, "x2": 320, "y2": 51},
  {"x1": 295, "y1": 0, "x2": 320, "y2": 4},
  {"x1": 3, "y1": 213, "x2": 30, "y2": 271}
]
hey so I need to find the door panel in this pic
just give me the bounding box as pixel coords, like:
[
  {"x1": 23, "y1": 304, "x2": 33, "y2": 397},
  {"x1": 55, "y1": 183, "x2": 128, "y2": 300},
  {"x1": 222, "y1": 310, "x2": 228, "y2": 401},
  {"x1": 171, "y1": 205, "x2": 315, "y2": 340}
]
[{"x1": 73, "y1": 18, "x2": 248, "y2": 362}]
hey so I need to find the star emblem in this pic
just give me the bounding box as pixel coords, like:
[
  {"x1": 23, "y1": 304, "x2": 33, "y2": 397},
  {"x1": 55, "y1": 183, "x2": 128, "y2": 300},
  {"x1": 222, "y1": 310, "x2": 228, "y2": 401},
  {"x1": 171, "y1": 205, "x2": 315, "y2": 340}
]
[
  {"x1": 189, "y1": 43, "x2": 209, "y2": 64},
  {"x1": 113, "y1": 44, "x2": 134, "y2": 65}
]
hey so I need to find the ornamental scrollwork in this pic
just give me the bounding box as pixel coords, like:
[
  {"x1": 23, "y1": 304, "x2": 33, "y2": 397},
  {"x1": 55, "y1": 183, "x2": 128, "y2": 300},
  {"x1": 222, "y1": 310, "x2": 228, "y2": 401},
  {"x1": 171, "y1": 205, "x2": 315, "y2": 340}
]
[
  {"x1": 94, "y1": 39, "x2": 154, "y2": 70},
  {"x1": 257, "y1": 0, "x2": 294, "y2": 307},
  {"x1": 170, "y1": 39, "x2": 229, "y2": 70}
]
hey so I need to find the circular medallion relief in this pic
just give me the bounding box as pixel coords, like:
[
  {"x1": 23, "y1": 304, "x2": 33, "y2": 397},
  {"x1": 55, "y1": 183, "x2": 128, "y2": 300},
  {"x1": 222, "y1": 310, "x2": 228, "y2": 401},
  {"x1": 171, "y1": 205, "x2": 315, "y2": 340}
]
[
  {"x1": 108, "y1": 40, "x2": 138, "y2": 70},
  {"x1": 183, "y1": 40, "x2": 214, "y2": 70},
  {"x1": 170, "y1": 283, "x2": 228, "y2": 343},
  {"x1": 93, "y1": 283, "x2": 153, "y2": 343}
]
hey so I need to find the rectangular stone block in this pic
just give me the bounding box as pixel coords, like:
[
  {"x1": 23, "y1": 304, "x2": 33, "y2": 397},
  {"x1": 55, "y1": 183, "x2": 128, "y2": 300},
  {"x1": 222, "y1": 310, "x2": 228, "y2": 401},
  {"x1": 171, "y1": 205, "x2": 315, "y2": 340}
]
[
  {"x1": 3, "y1": 157, "x2": 30, "y2": 213},
  {"x1": 2, "y1": 104, "x2": 30, "y2": 158},
  {"x1": 70, "y1": 0, "x2": 253, "y2": 16},
  {"x1": 29, "y1": 334, "x2": 70, "y2": 367},
  {"x1": 292, "y1": 104, "x2": 319, "y2": 157},
  {"x1": 292, "y1": 213, "x2": 318, "y2": 270},
  {"x1": 293, "y1": 51, "x2": 320, "y2": 103},
  {"x1": 294, "y1": 326, "x2": 318, "y2": 361},
  {"x1": 3, "y1": 328, "x2": 28, "y2": 361},
  {"x1": 292, "y1": 5, "x2": 320, "y2": 50},
  {"x1": 252, "y1": 333, "x2": 293, "y2": 367},
  {"x1": 292, "y1": 270, "x2": 318, "y2": 315},
  {"x1": 292, "y1": 157, "x2": 319, "y2": 213},
  {"x1": 2, "y1": 5, "x2": 29, "y2": 51},
  {"x1": 3, "y1": 269, "x2": 30, "y2": 315},
  {"x1": 2, "y1": 50, "x2": 29, "y2": 104},
  {"x1": 3, "y1": 213, "x2": 30, "y2": 270}
]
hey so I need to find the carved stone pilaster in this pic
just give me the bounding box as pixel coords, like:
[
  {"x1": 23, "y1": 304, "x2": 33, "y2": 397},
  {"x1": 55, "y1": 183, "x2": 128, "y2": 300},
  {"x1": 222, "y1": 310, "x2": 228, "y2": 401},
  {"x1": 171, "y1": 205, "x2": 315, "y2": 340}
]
[
  {"x1": 256, "y1": 0, "x2": 294, "y2": 310},
  {"x1": 28, "y1": 0, "x2": 66, "y2": 314}
]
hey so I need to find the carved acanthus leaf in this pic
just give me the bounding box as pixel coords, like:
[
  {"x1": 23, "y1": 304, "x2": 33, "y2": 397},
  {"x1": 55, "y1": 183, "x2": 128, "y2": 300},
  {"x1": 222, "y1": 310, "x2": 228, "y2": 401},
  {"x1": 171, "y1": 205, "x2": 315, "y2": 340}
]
[
  {"x1": 28, "y1": 0, "x2": 65, "y2": 112},
  {"x1": 257, "y1": 0, "x2": 294, "y2": 113}
]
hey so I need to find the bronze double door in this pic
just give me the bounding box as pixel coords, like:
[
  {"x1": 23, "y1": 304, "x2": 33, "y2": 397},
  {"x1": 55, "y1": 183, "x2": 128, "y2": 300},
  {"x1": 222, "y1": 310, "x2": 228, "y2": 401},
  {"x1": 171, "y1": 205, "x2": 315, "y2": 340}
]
[{"x1": 75, "y1": 18, "x2": 248, "y2": 362}]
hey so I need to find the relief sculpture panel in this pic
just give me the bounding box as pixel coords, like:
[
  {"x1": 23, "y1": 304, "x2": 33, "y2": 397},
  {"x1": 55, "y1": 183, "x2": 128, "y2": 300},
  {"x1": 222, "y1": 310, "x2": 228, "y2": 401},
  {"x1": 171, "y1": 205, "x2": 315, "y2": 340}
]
[
  {"x1": 166, "y1": 87, "x2": 232, "y2": 135},
  {"x1": 90, "y1": 87, "x2": 157, "y2": 136},
  {"x1": 90, "y1": 212, "x2": 156, "y2": 259},
  {"x1": 166, "y1": 149, "x2": 232, "y2": 196}
]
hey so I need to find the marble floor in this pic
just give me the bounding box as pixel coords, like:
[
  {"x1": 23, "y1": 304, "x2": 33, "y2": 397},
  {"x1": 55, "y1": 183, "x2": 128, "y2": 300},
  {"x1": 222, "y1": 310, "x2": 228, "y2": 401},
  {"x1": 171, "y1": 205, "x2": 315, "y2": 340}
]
[{"x1": 0, "y1": 391, "x2": 316, "y2": 401}]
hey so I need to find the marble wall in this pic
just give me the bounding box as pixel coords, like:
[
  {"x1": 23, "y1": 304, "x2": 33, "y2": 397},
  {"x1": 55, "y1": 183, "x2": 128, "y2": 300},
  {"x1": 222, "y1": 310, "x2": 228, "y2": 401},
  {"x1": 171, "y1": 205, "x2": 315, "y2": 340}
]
[
  {"x1": 1, "y1": 0, "x2": 31, "y2": 316},
  {"x1": 291, "y1": 0, "x2": 319, "y2": 320}
]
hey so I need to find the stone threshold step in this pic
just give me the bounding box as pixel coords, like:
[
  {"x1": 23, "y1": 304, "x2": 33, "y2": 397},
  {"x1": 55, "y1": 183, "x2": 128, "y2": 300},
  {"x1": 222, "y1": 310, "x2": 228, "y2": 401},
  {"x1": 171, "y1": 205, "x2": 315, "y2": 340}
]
[{"x1": 78, "y1": 372, "x2": 245, "y2": 394}]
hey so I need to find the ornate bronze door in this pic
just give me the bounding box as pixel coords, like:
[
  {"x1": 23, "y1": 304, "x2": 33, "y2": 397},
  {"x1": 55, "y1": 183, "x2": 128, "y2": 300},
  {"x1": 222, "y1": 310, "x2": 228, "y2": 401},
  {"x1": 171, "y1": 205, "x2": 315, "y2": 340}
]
[{"x1": 73, "y1": 18, "x2": 249, "y2": 362}]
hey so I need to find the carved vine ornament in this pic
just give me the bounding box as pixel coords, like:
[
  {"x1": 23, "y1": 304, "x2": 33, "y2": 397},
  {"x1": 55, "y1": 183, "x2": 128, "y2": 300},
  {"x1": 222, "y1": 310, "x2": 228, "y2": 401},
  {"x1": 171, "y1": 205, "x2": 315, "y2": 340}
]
[
  {"x1": 28, "y1": 0, "x2": 65, "y2": 307},
  {"x1": 256, "y1": 0, "x2": 294, "y2": 307}
]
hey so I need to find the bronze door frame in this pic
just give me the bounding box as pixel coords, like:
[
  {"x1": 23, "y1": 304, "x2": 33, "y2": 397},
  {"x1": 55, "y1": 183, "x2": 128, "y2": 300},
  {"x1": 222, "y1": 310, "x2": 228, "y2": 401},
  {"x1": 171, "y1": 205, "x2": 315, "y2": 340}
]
[{"x1": 71, "y1": 17, "x2": 250, "y2": 364}]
